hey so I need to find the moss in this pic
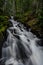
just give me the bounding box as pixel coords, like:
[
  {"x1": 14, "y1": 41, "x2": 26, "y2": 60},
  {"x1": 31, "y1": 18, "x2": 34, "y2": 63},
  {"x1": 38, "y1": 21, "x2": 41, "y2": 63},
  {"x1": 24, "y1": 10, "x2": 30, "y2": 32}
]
[
  {"x1": 15, "y1": 10, "x2": 33, "y2": 23},
  {"x1": 0, "y1": 16, "x2": 12, "y2": 44},
  {"x1": 25, "y1": 18, "x2": 43, "y2": 38},
  {"x1": 27, "y1": 18, "x2": 38, "y2": 26},
  {"x1": 0, "y1": 16, "x2": 10, "y2": 32}
]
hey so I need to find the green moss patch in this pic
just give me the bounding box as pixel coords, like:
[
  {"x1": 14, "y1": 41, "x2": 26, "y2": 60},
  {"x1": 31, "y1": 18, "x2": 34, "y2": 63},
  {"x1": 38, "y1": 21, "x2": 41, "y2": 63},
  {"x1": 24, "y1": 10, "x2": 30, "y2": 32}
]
[{"x1": 0, "y1": 16, "x2": 12, "y2": 44}]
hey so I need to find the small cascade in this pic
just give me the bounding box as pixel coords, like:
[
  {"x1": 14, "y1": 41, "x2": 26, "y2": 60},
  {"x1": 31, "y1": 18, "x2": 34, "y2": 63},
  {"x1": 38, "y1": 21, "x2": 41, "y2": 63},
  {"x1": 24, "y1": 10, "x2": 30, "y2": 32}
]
[{"x1": 1, "y1": 16, "x2": 43, "y2": 65}]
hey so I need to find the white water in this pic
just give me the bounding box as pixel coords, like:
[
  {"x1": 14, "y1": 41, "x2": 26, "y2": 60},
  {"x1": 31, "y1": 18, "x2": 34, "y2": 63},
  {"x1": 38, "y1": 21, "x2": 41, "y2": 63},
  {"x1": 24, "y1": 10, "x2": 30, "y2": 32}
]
[{"x1": 1, "y1": 16, "x2": 43, "y2": 65}]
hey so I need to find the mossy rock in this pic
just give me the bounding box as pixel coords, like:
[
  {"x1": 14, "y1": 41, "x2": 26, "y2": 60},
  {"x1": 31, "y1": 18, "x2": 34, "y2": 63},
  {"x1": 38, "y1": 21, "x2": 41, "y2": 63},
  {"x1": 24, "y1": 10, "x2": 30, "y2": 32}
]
[
  {"x1": 0, "y1": 16, "x2": 12, "y2": 44},
  {"x1": 0, "y1": 16, "x2": 12, "y2": 32},
  {"x1": 26, "y1": 18, "x2": 43, "y2": 38}
]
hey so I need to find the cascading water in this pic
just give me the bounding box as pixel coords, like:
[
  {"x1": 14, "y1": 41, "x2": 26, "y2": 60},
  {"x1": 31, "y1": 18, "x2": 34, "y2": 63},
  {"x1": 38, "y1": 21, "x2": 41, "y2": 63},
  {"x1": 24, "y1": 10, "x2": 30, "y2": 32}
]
[{"x1": 0, "y1": 16, "x2": 43, "y2": 65}]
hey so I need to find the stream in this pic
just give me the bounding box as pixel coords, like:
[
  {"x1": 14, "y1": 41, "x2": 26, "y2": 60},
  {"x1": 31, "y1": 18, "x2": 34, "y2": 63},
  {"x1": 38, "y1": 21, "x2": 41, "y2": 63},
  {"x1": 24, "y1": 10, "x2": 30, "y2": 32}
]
[{"x1": 0, "y1": 16, "x2": 43, "y2": 65}]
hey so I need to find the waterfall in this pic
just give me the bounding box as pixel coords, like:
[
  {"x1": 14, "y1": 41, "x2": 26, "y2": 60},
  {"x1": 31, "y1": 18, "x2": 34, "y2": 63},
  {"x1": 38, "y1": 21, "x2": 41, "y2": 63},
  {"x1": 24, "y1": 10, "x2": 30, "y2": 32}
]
[{"x1": 0, "y1": 16, "x2": 43, "y2": 65}]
